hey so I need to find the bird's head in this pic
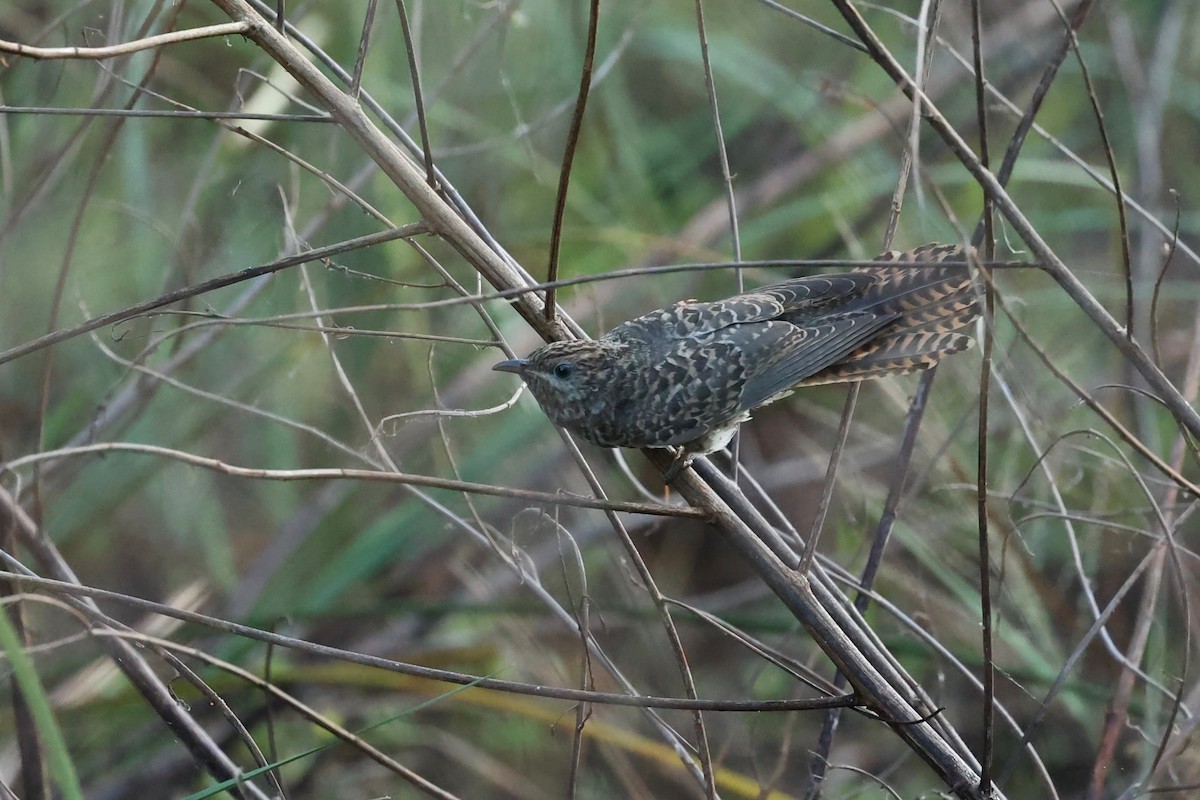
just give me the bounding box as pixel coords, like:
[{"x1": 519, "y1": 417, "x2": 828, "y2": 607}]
[{"x1": 493, "y1": 339, "x2": 624, "y2": 430}]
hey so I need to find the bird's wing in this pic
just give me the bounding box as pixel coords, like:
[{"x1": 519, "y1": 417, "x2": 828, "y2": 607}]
[
  {"x1": 700, "y1": 273, "x2": 878, "y2": 329},
  {"x1": 607, "y1": 273, "x2": 877, "y2": 346},
  {"x1": 733, "y1": 310, "x2": 897, "y2": 409}
]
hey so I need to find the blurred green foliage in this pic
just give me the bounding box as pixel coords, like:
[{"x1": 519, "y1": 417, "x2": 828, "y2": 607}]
[{"x1": 1, "y1": 1, "x2": 1198, "y2": 797}]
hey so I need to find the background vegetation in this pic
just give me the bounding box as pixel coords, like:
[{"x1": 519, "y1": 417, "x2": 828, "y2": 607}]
[{"x1": 1, "y1": 1, "x2": 1198, "y2": 798}]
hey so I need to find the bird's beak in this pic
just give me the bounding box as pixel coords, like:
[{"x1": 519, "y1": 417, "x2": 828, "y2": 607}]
[{"x1": 492, "y1": 358, "x2": 529, "y2": 375}]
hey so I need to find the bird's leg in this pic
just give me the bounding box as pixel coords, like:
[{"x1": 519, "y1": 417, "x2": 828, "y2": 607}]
[{"x1": 661, "y1": 448, "x2": 693, "y2": 483}]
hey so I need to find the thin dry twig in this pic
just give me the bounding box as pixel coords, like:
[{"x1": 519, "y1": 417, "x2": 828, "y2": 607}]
[
  {"x1": 0, "y1": 487, "x2": 274, "y2": 800},
  {"x1": 0, "y1": 22, "x2": 251, "y2": 60},
  {"x1": 828, "y1": 0, "x2": 1200, "y2": 442},
  {"x1": 544, "y1": 0, "x2": 601, "y2": 324},
  {"x1": 0, "y1": 226, "x2": 423, "y2": 366},
  {"x1": 1, "y1": 442, "x2": 705, "y2": 519},
  {"x1": 0, "y1": 570, "x2": 863, "y2": 714}
]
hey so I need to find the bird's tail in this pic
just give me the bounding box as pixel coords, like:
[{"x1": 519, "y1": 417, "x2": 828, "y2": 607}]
[{"x1": 797, "y1": 243, "x2": 979, "y2": 386}]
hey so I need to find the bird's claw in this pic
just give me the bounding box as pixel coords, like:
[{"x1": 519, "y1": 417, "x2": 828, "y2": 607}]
[{"x1": 661, "y1": 450, "x2": 693, "y2": 483}]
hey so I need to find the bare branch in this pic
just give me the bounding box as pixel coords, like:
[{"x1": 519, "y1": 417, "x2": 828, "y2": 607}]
[{"x1": 0, "y1": 22, "x2": 251, "y2": 60}]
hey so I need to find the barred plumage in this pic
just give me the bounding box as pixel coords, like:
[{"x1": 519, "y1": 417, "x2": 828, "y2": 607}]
[{"x1": 495, "y1": 243, "x2": 979, "y2": 481}]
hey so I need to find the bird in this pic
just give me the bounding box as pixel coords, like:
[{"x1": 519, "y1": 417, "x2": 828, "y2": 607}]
[{"x1": 494, "y1": 243, "x2": 979, "y2": 482}]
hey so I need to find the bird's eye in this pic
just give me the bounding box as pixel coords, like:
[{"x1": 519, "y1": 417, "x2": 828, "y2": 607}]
[{"x1": 553, "y1": 362, "x2": 576, "y2": 380}]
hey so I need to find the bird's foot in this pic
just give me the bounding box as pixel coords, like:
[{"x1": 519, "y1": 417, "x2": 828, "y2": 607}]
[{"x1": 661, "y1": 449, "x2": 694, "y2": 483}]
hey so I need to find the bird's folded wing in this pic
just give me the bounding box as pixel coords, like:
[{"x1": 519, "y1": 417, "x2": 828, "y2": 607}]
[
  {"x1": 702, "y1": 273, "x2": 878, "y2": 328},
  {"x1": 736, "y1": 310, "x2": 897, "y2": 409},
  {"x1": 612, "y1": 273, "x2": 878, "y2": 345}
]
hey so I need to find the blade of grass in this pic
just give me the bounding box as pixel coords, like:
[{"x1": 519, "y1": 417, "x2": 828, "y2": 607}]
[{"x1": 0, "y1": 602, "x2": 84, "y2": 800}]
